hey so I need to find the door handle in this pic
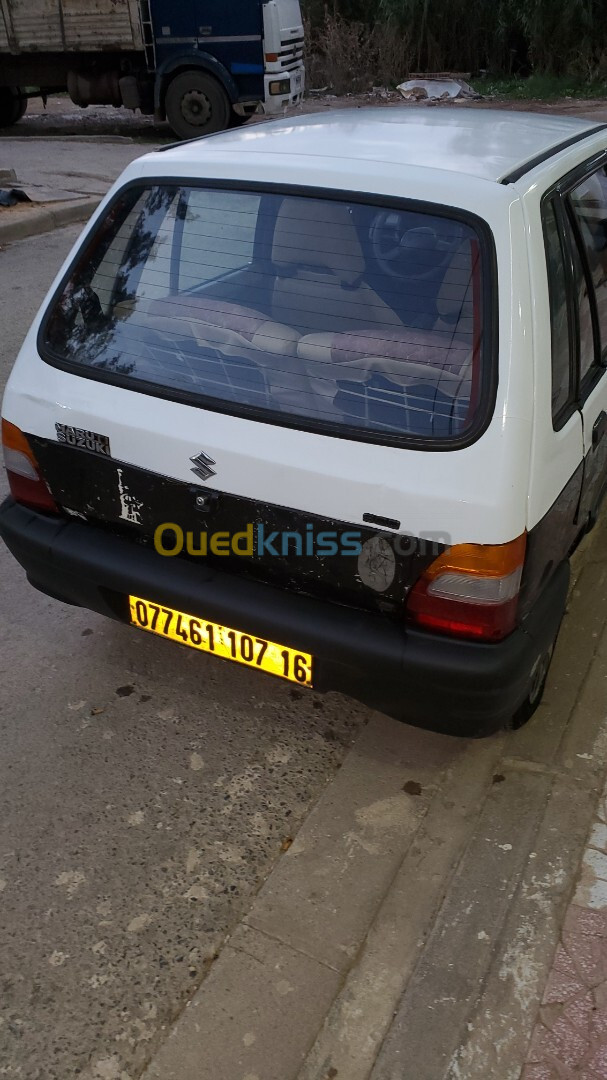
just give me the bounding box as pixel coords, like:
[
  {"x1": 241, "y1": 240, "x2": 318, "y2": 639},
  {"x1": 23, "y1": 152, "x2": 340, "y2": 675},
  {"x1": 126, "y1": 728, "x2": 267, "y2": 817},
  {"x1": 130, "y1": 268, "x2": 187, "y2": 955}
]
[{"x1": 593, "y1": 410, "x2": 607, "y2": 450}]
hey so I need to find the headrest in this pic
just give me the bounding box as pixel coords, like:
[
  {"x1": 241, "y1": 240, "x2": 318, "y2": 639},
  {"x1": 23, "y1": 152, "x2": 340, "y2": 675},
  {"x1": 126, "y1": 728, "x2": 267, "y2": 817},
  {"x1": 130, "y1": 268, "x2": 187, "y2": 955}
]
[
  {"x1": 272, "y1": 198, "x2": 365, "y2": 285},
  {"x1": 436, "y1": 242, "x2": 475, "y2": 321}
]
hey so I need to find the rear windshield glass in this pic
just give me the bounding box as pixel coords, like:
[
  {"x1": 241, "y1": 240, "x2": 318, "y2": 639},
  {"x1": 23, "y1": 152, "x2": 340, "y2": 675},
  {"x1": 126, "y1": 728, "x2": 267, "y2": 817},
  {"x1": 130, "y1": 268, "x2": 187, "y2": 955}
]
[{"x1": 42, "y1": 185, "x2": 489, "y2": 444}]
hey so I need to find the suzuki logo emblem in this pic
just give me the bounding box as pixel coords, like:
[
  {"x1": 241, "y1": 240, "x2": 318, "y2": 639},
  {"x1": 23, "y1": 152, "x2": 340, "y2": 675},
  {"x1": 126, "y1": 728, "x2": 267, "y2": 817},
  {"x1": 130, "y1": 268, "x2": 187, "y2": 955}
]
[{"x1": 190, "y1": 450, "x2": 217, "y2": 483}]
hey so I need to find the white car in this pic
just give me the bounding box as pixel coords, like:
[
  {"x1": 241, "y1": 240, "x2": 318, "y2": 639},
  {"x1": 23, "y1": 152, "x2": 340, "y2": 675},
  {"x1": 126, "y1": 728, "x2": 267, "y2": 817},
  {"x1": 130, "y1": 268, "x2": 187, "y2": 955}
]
[{"x1": 2, "y1": 108, "x2": 607, "y2": 735}]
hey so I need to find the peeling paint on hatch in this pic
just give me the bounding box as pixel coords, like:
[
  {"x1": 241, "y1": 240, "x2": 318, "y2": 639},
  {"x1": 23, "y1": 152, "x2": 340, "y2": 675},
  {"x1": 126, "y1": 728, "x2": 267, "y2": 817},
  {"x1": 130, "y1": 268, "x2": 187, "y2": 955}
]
[{"x1": 117, "y1": 468, "x2": 143, "y2": 525}]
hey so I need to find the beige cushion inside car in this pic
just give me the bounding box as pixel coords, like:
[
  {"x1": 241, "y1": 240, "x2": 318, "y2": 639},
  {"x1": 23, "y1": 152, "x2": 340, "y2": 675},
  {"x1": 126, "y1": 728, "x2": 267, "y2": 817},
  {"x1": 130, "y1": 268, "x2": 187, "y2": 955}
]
[
  {"x1": 114, "y1": 296, "x2": 299, "y2": 363},
  {"x1": 293, "y1": 237, "x2": 477, "y2": 420},
  {"x1": 297, "y1": 327, "x2": 473, "y2": 416},
  {"x1": 271, "y1": 198, "x2": 402, "y2": 336}
]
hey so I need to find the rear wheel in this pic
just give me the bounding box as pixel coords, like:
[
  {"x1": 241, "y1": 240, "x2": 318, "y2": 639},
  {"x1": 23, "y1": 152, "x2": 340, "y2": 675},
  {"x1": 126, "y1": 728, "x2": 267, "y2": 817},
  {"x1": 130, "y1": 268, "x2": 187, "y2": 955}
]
[
  {"x1": 0, "y1": 87, "x2": 27, "y2": 128},
  {"x1": 165, "y1": 70, "x2": 230, "y2": 140},
  {"x1": 508, "y1": 638, "x2": 559, "y2": 731}
]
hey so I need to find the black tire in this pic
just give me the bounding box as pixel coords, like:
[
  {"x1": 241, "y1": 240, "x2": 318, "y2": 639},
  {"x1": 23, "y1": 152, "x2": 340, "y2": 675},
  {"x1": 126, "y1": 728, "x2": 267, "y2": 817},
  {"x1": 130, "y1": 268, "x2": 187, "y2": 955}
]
[
  {"x1": 165, "y1": 70, "x2": 231, "y2": 140},
  {"x1": 508, "y1": 637, "x2": 559, "y2": 731},
  {"x1": 0, "y1": 87, "x2": 27, "y2": 128},
  {"x1": 14, "y1": 93, "x2": 27, "y2": 122}
]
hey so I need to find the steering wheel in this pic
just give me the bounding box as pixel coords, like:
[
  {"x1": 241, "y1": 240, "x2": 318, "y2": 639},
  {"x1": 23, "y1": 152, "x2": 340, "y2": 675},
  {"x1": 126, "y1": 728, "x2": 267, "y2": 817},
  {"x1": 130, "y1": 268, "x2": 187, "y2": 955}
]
[{"x1": 369, "y1": 213, "x2": 449, "y2": 281}]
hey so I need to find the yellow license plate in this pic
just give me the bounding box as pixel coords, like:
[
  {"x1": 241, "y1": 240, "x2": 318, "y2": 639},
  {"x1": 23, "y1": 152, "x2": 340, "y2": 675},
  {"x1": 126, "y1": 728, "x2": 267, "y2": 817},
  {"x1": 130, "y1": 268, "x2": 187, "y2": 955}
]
[{"x1": 129, "y1": 596, "x2": 313, "y2": 687}]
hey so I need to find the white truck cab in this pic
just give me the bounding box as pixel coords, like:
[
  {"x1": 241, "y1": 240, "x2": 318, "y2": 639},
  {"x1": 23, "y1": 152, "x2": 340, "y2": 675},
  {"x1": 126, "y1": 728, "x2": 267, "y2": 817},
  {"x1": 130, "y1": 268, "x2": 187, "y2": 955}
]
[
  {"x1": 261, "y1": 0, "x2": 305, "y2": 114},
  {"x1": 2, "y1": 109, "x2": 607, "y2": 735}
]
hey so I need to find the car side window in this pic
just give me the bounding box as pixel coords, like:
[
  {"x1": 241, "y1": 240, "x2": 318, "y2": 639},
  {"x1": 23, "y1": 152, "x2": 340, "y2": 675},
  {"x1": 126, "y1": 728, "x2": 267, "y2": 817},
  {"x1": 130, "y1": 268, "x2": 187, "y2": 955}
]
[
  {"x1": 569, "y1": 214, "x2": 597, "y2": 385},
  {"x1": 569, "y1": 167, "x2": 607, "y2": 373},
  {"x1": 544, "y1": 200, "x2": 574, "y2": 420}
]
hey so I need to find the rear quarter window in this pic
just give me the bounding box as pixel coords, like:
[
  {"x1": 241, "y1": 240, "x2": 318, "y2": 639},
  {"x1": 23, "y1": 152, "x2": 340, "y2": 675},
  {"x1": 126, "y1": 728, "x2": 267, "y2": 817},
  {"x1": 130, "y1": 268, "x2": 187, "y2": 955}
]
[
  {"x1": 543, "y1": 200, "x2": 574, "y2": 420},
  {"x1": 40, "y1": 183, "x2": 495, "y2": 448}
]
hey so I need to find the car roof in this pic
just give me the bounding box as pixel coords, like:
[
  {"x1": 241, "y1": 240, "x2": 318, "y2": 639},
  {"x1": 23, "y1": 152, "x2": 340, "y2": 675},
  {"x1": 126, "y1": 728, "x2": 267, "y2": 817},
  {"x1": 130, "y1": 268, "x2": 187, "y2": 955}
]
[{"x1": 159, "y1": 108, "x2": 604, "y2": 185}]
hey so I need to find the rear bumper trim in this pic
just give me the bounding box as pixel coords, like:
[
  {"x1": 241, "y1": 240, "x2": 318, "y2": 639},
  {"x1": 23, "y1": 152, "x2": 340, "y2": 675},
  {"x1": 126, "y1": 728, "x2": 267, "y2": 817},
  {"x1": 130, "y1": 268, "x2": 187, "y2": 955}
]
[{"x1": 0, "y1": 498, "x2": 569, "y2": 736}]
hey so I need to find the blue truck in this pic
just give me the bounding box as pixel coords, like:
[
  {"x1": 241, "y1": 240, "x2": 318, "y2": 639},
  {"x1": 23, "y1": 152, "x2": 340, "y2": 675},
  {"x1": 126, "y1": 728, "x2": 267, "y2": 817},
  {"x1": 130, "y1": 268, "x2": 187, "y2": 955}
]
[{"x1": 0, "y1": 0, "x2": 305, "y2": 138}]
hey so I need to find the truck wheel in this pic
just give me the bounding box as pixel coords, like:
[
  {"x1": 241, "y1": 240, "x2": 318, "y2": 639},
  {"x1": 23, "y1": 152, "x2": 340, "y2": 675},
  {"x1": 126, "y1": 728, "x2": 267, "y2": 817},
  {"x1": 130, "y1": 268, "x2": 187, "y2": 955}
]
[
  {"x1": 0, "y1": 88, "x2": 27, "y2": 128},
  {"x1": 165, "y1": 71, "x2": 230, "y2": 140}
]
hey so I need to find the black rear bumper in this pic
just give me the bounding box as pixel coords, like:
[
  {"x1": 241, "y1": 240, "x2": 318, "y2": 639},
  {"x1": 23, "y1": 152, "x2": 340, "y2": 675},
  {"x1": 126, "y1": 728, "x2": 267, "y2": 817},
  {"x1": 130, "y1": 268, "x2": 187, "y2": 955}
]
[{"x1": 0, "y1": 498, "x2": 570, "y2": 737}]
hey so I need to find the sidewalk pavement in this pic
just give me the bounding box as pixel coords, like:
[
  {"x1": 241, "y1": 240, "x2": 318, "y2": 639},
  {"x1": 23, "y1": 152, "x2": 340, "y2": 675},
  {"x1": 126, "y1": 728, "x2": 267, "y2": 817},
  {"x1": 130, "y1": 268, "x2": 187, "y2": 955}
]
[
  {"x1": 0, "y1": 135, "x2": 152, "y2": 244},
  {"x1": 522, "y1": 564, "x2": 607, "y2": 1080},
  {"x1": 133, "y1": 517, "x2": 607, "y2": 1080},
  {"x1": 524, "y1": 780, "x2": 607, "y2": 1079}
]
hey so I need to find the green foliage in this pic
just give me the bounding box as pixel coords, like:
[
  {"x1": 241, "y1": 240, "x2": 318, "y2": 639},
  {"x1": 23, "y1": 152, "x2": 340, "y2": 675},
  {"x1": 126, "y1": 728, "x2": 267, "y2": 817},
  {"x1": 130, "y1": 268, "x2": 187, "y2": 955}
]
[
  {"x1": 301, "y1": 0, "x2": 607, "y2": 79},
  {"x1": 471, "y1": 74, "x2": 607, "y2": 100}
]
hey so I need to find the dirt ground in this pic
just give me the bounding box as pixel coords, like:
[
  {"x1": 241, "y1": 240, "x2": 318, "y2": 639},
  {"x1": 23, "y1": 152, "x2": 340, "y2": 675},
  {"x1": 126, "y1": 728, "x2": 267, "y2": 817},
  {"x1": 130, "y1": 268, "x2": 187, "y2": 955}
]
[{"x1": 5, "y1": 88, "x2": 607, "y2": 142}]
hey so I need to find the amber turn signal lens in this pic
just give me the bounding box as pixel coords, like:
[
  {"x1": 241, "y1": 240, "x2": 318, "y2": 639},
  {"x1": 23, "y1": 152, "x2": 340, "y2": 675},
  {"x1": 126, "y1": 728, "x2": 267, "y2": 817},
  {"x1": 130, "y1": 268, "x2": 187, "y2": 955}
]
[
  {"x1": 2, "y1": 418, "x2": 37, "y2": 459},
  {"x1": 407, "y1": 534, "x2": 527, "y2": 642},
  {"x1": 421, "y1": 535, "x2": 527, "y2": 582}
]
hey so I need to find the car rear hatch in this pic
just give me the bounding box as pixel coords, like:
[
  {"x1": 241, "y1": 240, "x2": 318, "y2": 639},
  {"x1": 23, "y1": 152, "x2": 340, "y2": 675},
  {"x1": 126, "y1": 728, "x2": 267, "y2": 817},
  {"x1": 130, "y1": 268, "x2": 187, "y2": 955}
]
[{"x1": 24, "y1": 179, "x2": 493, "y2": 616}]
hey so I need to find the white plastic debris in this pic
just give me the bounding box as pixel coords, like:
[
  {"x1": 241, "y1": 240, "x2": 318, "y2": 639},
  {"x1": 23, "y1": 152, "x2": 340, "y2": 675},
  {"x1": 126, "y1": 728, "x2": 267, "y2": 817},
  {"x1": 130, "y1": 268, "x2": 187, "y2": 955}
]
[{"x1": 397, "y1": 78, "x2": 480, "y2": 102}]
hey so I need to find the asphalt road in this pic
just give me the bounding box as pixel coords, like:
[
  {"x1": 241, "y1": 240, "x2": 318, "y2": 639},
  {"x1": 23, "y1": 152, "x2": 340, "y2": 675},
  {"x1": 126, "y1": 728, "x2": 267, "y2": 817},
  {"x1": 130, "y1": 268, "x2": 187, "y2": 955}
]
[{"x1": 0, "y1": 227, "x2": 368, "y2": 1077}]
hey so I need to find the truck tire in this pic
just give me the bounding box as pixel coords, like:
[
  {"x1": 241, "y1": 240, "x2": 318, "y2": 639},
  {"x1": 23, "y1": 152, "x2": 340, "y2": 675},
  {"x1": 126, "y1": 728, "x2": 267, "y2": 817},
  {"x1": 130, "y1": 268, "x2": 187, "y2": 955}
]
[
  {"x1": 0, "y1": 88, "x2": 27, "y2": 128},
  {"x1": 165, "y1": 71, "x2": 231, "y2": 140}
]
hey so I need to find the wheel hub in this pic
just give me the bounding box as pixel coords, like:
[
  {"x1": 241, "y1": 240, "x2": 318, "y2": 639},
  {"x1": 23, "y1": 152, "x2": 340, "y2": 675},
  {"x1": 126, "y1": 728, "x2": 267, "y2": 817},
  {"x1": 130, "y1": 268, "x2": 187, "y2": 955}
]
[
  {"x1": 181, "y1": 89, "x2": 212, "y2": 127},
  {"x1": 528, "y1": 645, "x2": 554, "y2": 706}
]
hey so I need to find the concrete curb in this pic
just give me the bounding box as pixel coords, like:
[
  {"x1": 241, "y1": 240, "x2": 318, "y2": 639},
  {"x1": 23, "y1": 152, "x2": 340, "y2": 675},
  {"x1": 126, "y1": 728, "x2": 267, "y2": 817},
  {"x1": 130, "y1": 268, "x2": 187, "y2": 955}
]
[{"x1": 0, "y1": 196, "x2": 101, "y2": 245}]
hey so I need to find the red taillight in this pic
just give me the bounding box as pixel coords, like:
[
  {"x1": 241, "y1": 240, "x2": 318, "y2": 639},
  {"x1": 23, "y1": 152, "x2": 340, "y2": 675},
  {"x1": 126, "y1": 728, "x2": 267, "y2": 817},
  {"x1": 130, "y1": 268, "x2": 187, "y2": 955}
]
[
  {"x1": 2, "y1": 419, "x2": 59, "y2": 514},
  {"x1": 407, "y1": 535, "x2": 527, "y2": 643}
]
